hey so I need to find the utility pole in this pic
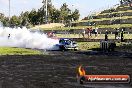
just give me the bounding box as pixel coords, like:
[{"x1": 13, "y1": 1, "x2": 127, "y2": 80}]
[
  {"x1": 9, "y1": 0, "x2": 11, "y2": 27},
  {"x1": 42, "y1": 0, "x2": 52, "y2": 24}
]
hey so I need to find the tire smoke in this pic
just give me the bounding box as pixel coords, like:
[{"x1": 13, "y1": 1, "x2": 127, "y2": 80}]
[{"x1": 0, "y1": 27, "x2": 59, "y2": 50}]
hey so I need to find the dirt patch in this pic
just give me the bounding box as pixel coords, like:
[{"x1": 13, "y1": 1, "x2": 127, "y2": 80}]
[{"x1": 0, "y1": 51, "x2": 131, "y2": 88}]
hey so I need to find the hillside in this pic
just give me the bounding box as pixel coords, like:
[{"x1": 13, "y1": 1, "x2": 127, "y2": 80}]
[
  {"x1": 31, "y1": 4, "x2": 132, "y2": 33},
  {"x1": 31, "y1": 23, "x2": 65, "y2": 30},
  {"x1": 72, "y1": 4, "x2": 132, "y2": 32}
]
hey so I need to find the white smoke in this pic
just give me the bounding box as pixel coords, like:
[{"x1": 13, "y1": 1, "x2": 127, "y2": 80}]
[
  {"x1": 0, "y1": 21, "x2": 3, "y2": 27},
  {"x1": 0, "y1": 27, "x2": 59, "y2": 50}
]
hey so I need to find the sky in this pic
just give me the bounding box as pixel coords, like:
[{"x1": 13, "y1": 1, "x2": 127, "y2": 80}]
[{"x1": 0, "y1": 0, "x2": 119, "y2": 19}]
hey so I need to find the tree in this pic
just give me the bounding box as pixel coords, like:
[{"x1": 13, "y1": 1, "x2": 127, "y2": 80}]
[
  {"x1": 28, "y1": 9, "x2": 39, "y2": 25},
  {"x1": 0, "y1": 13, "x2": 6, "y2": 26},
  {"x1": 50, "y1": 9, "x2": 61, "y2": 23},
  {"x1": 20, "y1": 11, "x2": 30, "y2": 26},
  {"x1": 0, "y1": 2, "x2": 80, "y2": 27},
  {"x1": 37, "y1": 7, "x2": 45, "y2": 24},
  {"x1": 60, "y1": 3, "x2": 71, "y2": 24},
  {"x1": 10, "y1": 15, "x2": 21, "y2": 27},
  {"x1": 47, "y1": 3, "x2": 55, "y2": 22},
  {"x1": 72, "y1": 9, "x2": 80, "y2": 21},
  {"x1": 2, "y1": 17, "x2": 10, "y2": 27},
  {"x1": 0, "y1": 13, "x2": 4, "y2": 21}
]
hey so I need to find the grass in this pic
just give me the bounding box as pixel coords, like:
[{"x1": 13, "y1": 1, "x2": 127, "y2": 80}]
[
  {"x1": 30, "y1": 5, "x2": 132, "y2": 31},
  {"x1": 93, "y1": 16, "x2": 132, "y2": 21},
  {"x1": 0, "y1": 47, "x2": 42, "y2": 55},
  {"x1": 73, "y1": 16, "x2": 132, "y2": 23},
  {"x1": 99, "y1": 10, "x2": 132, "y2": 16},
  {"x1": 56, "y1": 34, "x2": 132, "y2": 51},
  {"x1": 78, "y1": 42, "x2": 100, "y2": 50},
  {"x1": 31, "y1": 23, "x2": 65, "y2": 31},
  {"x1": 70, "y1": 24, "x2": 132, "y2": 29},
  {"x1": 35, "y1": 23, "x2": 132, "y2": 31},
  {"x1": 97, "y1": 24, "x2": 132, "y2": 29},
  {"x1": 116, "y1": 42, "x2": 132, "y2": 52},
  {"x1": 56, "y1": 34, "x2": 132, "y2": 39},
  {"x1": 57, "y1": 26, "x2": 93, "y2": 30},
  {"x1": 78, "y1": 42, "x2": 132, "y2": 51},
  {"x1": 35, "y1": 26, "x2": 94, "y2": 31}
]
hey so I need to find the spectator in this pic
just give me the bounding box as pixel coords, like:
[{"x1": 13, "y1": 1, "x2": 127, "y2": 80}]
[
  {"x1": 115, "y1": 28, "x2": 118, "y2": 39},
  {"x1": 79, "y1": 32, "x2": 81, "y2": 38},
  {"x1": 90, "y1": 27, "x2": 92, "y2": 37},
  {"x1": 8, "y1": 34, "x2": 11, "y2": 39},
  {"x1": 86, "y1": 28, "x2": 90, "y2": 38},
  {"x1": 121, "y1": 29, "x2": 124, "y2": 42},
  {"x1": 105, "y1": 30, "x2": 108, "y2": 41},
  {"x1": 82, "y1": 28, "x2": 86, "y2": 38},
  {"x1": 94, "y1": 27, "x2": 98, "y2": 37}
]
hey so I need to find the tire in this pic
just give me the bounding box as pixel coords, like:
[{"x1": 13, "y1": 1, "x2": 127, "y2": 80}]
[
  {"x1": 59, "y1": 45, "x2": 66, "y2": 51},
  {"x1": 74, "y1": 48, "x2": 78, "y2": 51}
]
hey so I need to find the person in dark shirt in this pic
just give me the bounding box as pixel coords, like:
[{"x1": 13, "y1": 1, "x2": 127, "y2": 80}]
[
  {"x1": 87, "y1": 28, "x2": 90, "y2": 38},
  {"x1": 115, "y1": 28, "x2": 118, "y2": 39},
  {"x1": 8, "y1": 34, "x2": 11, "y2": 39},
  {"x1": 121, "y1": 29, "x2": 124, "y2": 42},
  {"x1": 105, "y1": 30, "x2": 108, "y2": 41}
]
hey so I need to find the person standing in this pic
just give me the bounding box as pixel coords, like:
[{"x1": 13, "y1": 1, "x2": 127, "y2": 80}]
[
  {"x1": 82, "y1": 28, "x2": 86, "y2": 38},
  {"x1": 121, "y1": 29, "x2": 124, "y2": 42},
  {"x1": 90, "y1": 27, "x2": 92, "y2": 37},
  {"x1": 105, "y1": 30, "x2": 108, "y2": 41},
  {"x1": 8, "y1": 34, "x2": 11, "y2": 39},
  {"x1": 94, "y1": 27, "x2": 98, "y2": 37},
  {"x1": 87, "y1": 28, "x2": 90, "y2": 38},
  {"x1": 115, "y1": 28, "x2": 118, "y2": 39}
]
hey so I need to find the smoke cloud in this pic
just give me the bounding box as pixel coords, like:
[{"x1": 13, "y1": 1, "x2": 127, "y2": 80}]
[{"x1": 0, "y1": 27, "x2": 59, "y2": 50}]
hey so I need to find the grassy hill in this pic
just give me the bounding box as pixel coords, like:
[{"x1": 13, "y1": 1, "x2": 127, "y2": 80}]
[
  {"x1": 72, "y1": 4, "x2": 132, "y2": 30},
  {"x1": 31, "y1": 23, "x2": 65, "y2": 30},
  {"x1": 31, "y1": 4, "x2": 132, "y2": 31}
]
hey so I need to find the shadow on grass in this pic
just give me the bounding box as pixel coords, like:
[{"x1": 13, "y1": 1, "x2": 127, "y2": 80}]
[
  {"x1": 88, "y1": 48, "x2": 101, "y2": 51},
  {"x1": 77, "y1": 47, "x2": 132, "y2": 59}
]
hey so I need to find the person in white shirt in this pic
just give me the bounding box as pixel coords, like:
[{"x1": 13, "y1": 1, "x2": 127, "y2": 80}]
[{"x1": 82, "y1": 28, "x2": 85, "y2": 38}]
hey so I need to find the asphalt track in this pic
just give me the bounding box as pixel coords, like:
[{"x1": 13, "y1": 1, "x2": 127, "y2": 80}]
[{"x1": 0, "y1": 51, "x2": 131, "y2": 88}]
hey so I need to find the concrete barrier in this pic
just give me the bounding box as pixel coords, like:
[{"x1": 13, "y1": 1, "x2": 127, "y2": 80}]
[
  {"x1": 71, "y1": 38, "x2": 132, "y2": 42},
  {"x1": 100, "y1": 41, "x2": 116, "y2": 51}
]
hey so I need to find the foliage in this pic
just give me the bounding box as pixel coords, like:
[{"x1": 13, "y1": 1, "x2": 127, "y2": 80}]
[
  {"x1": 0, "y1": 2, "x2": 80, "y2": 28},
  {"x1": 10, "y1": 15, "x2": 21, "y2": 27},
  {"x1": 72, "y1": 9, "x2": 80, "y2": 21}
]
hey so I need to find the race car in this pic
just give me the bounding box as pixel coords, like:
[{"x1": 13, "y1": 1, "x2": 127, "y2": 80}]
[{"x1": 56, "y1": 38, "x2": 78, "y2": 51}]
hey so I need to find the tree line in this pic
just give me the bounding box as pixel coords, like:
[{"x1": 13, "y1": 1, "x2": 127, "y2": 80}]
[{"x1": 0, "y1": 3, "x2": 80, "y2": 28}]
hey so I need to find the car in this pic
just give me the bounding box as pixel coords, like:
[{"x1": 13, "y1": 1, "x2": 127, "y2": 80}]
[{"x1": 56, "y1": 38, "x2": 78, "y2": 51}]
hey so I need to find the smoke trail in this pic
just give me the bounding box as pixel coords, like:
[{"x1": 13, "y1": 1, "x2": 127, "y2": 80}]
[
  {"x1": 0, "y1": 22, "x2": 3, "y2": 27},
  {"x1": 0, "y1": 27, "x2": 59, "y2": 50}
]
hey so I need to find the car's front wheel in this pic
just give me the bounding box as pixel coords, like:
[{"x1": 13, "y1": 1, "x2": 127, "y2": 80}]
[
  {"x1": 74, "y1": 48, "x2": 78, "y2": 51},
  {"x1": 59, "y1": 45, "x2": 66, "y2": 51}
]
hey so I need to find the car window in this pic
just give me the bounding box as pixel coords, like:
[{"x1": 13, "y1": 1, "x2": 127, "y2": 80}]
[
  {"x1": 66, "y1": 40, "x2": 71, "y2": 44},
  {"x1": 59, "y1": 40, "x2": 65, "y2": 44}
]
